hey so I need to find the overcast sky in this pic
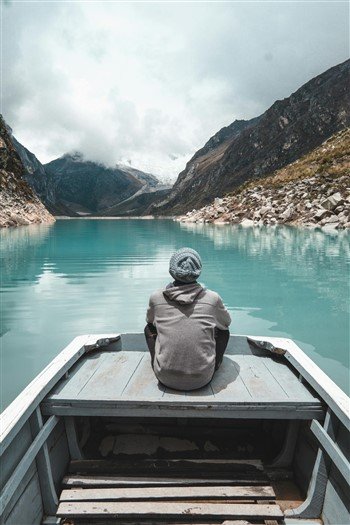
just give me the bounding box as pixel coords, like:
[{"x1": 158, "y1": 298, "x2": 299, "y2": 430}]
[{"x1": 2, "y1": 1, "x2": 349, "y2": 180}]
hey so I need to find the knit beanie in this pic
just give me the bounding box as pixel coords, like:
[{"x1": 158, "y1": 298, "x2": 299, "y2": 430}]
[{"x1": 169, "y1": 247, "x2": 202, "y2": 283}]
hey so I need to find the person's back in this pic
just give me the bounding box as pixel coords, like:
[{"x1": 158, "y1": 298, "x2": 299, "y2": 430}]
[{"x1": 145, "y1": 247, "x2": 231, "y2": 390}]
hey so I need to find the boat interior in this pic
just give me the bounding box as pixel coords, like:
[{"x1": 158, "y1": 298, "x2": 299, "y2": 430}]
[{"x1": 1, "y1": 334, "x2": 349, "y2": 525}]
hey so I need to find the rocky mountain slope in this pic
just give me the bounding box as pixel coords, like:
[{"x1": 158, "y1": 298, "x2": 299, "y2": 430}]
[
  {"x1": 12, "y1": 136, "x2": 75, "y2": 216},
  {"x1": 153, "y1": 59, "x2": 350, "y2": 215},
  {"x1": 44, "y1": 153, "x2": 164, "y2": 215},
  {"x1": 0, "y1": 116, "x2": 55, "y2": 228},
  {"x1": 11, "y1": 135, "x2": 56, "y2": 208},
  {"x1": 177, "y1": 128, "x2": 350, "y2": 229},
  {"x1": 101, "y1": 186, "x2": 171, "y2": 217}
]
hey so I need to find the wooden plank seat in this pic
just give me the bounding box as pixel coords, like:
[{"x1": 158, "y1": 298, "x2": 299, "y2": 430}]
[
  {"x1": 61, "y1": 518, "x2": 278, "y2": 525},
  {"x1": 62, "y1": 475, "x2": 272, "y2": 489},
  {"x1": 57, "y1": 501, "x2": 283, "y2": 521},
  {"x1": 60, "y1": 485, "x2": 276, "y2": 501},
  {"x1": 68, "y1": 459, "x2": 269, "y2": 482},
  {"x1": 42, "y1": 336, "x2": 323, "y2": 420},
  {"x1": 60, "y1": 521, "x2": 279, "y2": 525}
]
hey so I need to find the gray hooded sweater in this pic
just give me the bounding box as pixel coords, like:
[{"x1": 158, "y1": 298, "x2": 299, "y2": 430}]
[{"x1": 146, "y1": 283, "x2": 231, "y2": 390}]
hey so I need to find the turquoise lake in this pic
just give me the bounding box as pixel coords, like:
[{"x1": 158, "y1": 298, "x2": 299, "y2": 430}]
[{"x1": 1, "y1": 219, "x2": 349, "y2": 410}]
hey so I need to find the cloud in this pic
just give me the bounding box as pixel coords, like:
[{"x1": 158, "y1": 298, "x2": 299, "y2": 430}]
[{"x1": 2, "y1": 1, "x2": 349, "y2": 180}]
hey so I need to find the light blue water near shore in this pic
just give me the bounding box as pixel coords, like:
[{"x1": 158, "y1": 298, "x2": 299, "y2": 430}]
[{"x1": 1, "y1": 219, "x2": 349, "y2": 410}]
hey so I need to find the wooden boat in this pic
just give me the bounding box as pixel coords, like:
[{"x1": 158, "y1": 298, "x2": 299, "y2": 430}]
[{"x1": 0, "y1": 333, "x2": 349, "y2": 525}]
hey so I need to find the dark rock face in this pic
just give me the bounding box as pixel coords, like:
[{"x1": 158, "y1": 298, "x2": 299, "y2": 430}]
[
  {"x1": 153, "y1": 59, "x2": 350, "y2": 215},
  {"x1": 44, "y1": 154, "x2": 161, "y2": 215},
  {"x1": 0, "y1": 115, "x2": 54, "y2": 227},
  {"x1": 11, "y1": 136, "x2": 56, "y2": 208}
]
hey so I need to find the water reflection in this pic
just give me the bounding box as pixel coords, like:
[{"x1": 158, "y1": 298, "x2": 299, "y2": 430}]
[
  {"x1": 0, "y1": 223, "x2": 54, "y2": 283},
  {"x1": 0, "y1": 219, "x2": 349, "y2": 409}
]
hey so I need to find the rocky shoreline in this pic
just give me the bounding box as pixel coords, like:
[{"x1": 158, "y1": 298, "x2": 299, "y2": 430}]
[
  {"x1": 176, "y1": 174, "x2": 350, "y2": 230},
  {"x1": 0, "y1": 189, "x2": 55, "y2": 228}
]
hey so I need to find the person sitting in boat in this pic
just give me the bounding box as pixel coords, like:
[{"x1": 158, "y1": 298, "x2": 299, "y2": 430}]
[{"x1": 145, "y1": 247, "x2": 231, "y2": 390}]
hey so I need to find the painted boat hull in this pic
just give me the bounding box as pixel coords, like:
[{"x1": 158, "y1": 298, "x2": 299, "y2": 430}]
[{"x1": 0, "y1": 333, "x2": 349, "y2": 524}]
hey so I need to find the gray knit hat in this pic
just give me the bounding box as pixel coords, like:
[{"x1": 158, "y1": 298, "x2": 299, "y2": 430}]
[{"x1": 169, "y1": 247, "x2": 202, "y2": 283}]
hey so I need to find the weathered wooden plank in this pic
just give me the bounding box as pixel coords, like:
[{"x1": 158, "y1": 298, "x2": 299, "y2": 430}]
[
  {"x1": 60, "y1": 485, "x2": 275, "y2": 501},
  {"x1": 3, "y1": 470, "x2": 43, "y2": 525},
  {"x1": 57, "y1": 501, "x2": 284, "y2": 519},
  {"x1": 258, "y1": 355, "x2": 317, "y2": 402},
  {"x1": 235, "y1": 355, "x2": 289, "y2": 401},
  {"x1": 284, "y1": 518, "x2": 322, "y2": 525},
  {"x1": 67, "y1": 521, "x2": 259, "y2": 525},
  {"x1": 211, "y1": 357, "x2": 252, "y2": 400},
  {"x1": 311, "y1": 419, "x2": 350, "y2": 484},
  {"x1": 65, "y1": 417, "x2": 84, "y2": 460},
  {"x1": 268, "y1": 421, "x2": 300, "y2": 468},
  {"x1": 0, "y1": 420, "x2": 32, "y2": 490},
  {"x1": 285, "y1": 410, "x2": 335, "y2": 519},
  {"x1": 77, "y1": 351, "x2": 144, "y2": 400},
  {"x1": 1, "y1": 464, "x2": 38, "y2": 523},
  {"x1": 68, "y1": 458, "x2": 266, "y2": 478},
  {"x1": 62, "y1": 475, "x2": 270, "y2": 488},
  {"x1": 0, "y1": 415, "x2": 59, "y2": 514},
  {"x1": 322, "y1": 463, "x2": 350, "y2": 525},
  {"x1": 42, "y1": 392, "x2": 323, "y2": 420},
  {"x1": 249, "y1": 336, "x2": 349, "y2": 430},
  {"x1": 48, "y1": 352, "x2": 108, "y2": 400},
  {"x1": 29, "y1": 407, "x2": 58, "y2": 515},
  {"x1": 122, "y1": 354, "x2": 166, "y2": 399},
  {"x1": 46, "y1": 419, "x2": 70, "y2": 492}
]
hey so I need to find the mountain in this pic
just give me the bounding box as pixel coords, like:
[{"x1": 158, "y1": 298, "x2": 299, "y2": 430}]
[
  {"x1": 11, "y1": 135, "x2": 76, "y2": 216},
  {"x1": 44, "y1": 153, "x2": 163, "y2": 215},
  {"x1": 10, "y1": 133, "x2": 167, "y2": 217},
  {"x1": 0, "y1": 116, "x2": 55, "y2": 227},
  {"x1": 101, "y1": 186, "x2": 171, "y2": 217},
  {"x1": 11, "y1": 136, "x2": 55, "y2": 207},
  {"x1": 152, "y1": 59, "x2": 350, "y2": 215},
  {"x1": 178, "y1": 128, "x2": 350, "y2": 228}
]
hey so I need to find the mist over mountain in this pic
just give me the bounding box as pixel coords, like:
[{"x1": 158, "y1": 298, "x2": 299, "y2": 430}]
[
  {"x1": 44, "y1": 153, "x2": 167, "y2": 216},
  {"x1": 10, "y1": 133, "x2": 169, "y2": 217}
]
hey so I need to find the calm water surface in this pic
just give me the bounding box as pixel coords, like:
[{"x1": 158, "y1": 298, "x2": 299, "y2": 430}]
[{"x1": 1, "y1": 219, "x2": 349, "y2": 410}]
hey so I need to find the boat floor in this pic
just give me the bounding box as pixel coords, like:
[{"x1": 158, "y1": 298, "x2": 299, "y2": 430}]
[
  {"x1": 57, "y1": 458, "x2": 305, "y2": 524},
  {"x1": 43, "y1": 336, "x2": 323, "y2": 419}
]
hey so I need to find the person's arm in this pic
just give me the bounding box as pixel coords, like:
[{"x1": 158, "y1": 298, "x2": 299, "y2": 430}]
[
  {"x1": 215, "y1": 295, "x2": 231, "y2": 330},
  {"x1": 145, "y1": 295, "x2": 157, "y2": 368},
  {"x1": 214, "y1": 295, "x2": 231, "y2": 369},
  {"x1": 146, "y1": 294, "x2": 155, "y2": 325}
]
